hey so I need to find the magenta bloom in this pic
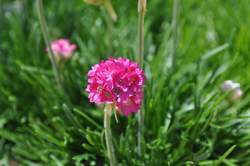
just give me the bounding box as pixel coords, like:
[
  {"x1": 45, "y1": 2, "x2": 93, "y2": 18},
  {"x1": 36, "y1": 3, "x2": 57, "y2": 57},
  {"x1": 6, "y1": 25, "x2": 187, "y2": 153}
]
[
  {"x1": 48, "y1": 39, "x2": 76, "y2": 59},
  {"x1": 86, "y1": 58, "x2": 145, "y2": 116}
]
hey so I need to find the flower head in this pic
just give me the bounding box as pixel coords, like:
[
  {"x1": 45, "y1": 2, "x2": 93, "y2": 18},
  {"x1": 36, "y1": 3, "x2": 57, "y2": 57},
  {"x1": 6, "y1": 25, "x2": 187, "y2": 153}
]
[
  {"x1": 86, "y1": 58, "x2": 145, "y2": 116},
  {"x1": 48, "y1": 39, "x2": 76, "y2": 60}
]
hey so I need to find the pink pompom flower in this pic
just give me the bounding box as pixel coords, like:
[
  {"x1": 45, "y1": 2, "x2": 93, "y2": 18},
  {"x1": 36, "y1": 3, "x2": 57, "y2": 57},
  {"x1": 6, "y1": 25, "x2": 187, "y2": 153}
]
[
  {"x1": 86, "y1": 58, "x2": 145, "y2": 116},
  {"x1": 47, "y1": 39, "x2": 77, "y2": 59}
]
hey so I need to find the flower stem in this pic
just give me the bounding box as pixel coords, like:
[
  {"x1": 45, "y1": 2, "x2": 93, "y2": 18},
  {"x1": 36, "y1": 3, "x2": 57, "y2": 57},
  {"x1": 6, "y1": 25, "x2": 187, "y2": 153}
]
[
  {"x1": 36, "y1": 0, "x2": 63, "y2": 90},
  {"x1": 137, "y1": 0, "x2": 146, "y2": 156},
  {"x1": 104, "y1": 104, "x2": 117, "y2": 166},
  {"x1": 137, "y1": 0, "x2": 146, "y2": 66},
  {"x1": 172, "y1": 0, "x2": 179, "y2": 70},
  {"x1": 36, "y1": 0, "x2": 82, "y2": 129}
]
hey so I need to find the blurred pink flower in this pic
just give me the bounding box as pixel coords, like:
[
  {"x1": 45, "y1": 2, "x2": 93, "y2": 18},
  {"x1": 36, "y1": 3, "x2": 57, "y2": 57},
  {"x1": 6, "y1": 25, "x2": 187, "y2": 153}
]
[
  {"x1": 86, "y1": 58, "x2": 145, "y2": 116},
  {"x1": 47, "y1": 39, "x2": 76, "y2": 59}
]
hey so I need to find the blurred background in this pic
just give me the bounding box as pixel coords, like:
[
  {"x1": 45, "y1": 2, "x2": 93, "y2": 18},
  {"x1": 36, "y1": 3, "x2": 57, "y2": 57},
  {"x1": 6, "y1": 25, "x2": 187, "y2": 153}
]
[{"x1": 0, "y1": 0, "x2": 250, "y2": 165}]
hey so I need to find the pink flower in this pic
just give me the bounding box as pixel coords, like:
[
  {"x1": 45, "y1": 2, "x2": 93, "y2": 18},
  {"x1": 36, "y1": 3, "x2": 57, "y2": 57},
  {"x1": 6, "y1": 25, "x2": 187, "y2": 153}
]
[
  {"x1": 86, "y1": 58, "x2": 145, "y2": 116},
  {"x1": 47, "y1": 39, "x2": 76, "y2": 59}
]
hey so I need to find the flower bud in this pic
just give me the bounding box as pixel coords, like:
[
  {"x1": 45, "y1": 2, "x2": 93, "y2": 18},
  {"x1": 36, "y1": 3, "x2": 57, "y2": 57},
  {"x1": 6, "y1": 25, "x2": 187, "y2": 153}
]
[
  {"x1": 221, "y1": 80, "x2": 243, "y2": 102},
  {"x1": 221, "y1": 80, "x2": 234, "y2": 92},
  {"x1": 231, "y1": 82, "x2": 240, "y2": 90},
  {"x1": 230, "y1": 89, "x2": 243, "y2": 102},
  {"x1": 138, "y1": 0, "x2": 147, "y2": 13}
]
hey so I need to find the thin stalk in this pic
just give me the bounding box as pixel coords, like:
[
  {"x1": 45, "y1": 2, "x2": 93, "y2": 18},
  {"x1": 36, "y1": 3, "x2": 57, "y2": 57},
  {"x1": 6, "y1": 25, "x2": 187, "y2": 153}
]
[
  {"x1": 37, "y1": 0, "x2": 81, "y2": 129},
  {"x1": 137, "y1": 2, "x2": 145, "y2": 66},
  {"x1": 171, "y1": 0, "x2": 179, "y2": 70},
  {"x1": 137, "y1": 0, "x2": 146, "y2": 156},
  {"x1": 36, "y1": 0, "x2": 62, "y2": 90},
  {"x1": 104, "y1": 104, "x2": 117, "y2": 166}
]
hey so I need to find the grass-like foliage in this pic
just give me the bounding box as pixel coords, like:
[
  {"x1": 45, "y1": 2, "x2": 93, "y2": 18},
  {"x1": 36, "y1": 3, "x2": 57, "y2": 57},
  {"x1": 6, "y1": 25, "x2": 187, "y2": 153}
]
[{"x1": 0, "y1": 0, "x2": 250, "y2": 165}]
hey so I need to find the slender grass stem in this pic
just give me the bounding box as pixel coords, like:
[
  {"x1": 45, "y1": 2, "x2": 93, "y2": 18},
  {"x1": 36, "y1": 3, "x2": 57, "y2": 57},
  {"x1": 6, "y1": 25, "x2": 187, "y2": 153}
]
[
  {"x1": 137, "y1": 1, "x2": 146, "y2": 66},
  {"x1": 36, "y1": 0, "x2": 62, "y2": 90},
  {"x1": 37, "y1": 0, "x2": 81, "y2": 129},
  {"x1": 137, "y1": 0, "x2": 146, "y2": 156},
  {"x1": 172, "y1": 0, "x2": 179, "y2": 70},
  {"x1": 104, "y1": 104, "x2": 117, "y2": 166}
]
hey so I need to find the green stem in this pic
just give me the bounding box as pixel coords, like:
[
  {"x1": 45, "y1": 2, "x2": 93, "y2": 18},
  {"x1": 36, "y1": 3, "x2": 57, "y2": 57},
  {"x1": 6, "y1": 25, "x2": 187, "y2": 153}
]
[
  {"x1": 137, "y1": 0, "x2": 146, "y2": 156},
  {"x1": 137, "y1": 6, "x2": 145, "y2": 66},
  {"x1": 36, "y1": 0, "x2": 63, "y2": 90},
  {"x1": 172, "y1": 0, "x2": 179, "y2": 70},
  {"x1": 104, "y1": 105, "x2": 117, "y2": 166},
  {"x1": 37, "y1": 0, "x2": 82, "y2": 129}
]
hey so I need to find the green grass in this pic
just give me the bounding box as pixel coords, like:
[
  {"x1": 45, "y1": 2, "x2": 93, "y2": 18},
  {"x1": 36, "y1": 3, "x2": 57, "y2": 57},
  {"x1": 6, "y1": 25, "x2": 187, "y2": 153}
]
[{"x1": 0, "y1": 0, "x2": 250, "y2": 165}]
